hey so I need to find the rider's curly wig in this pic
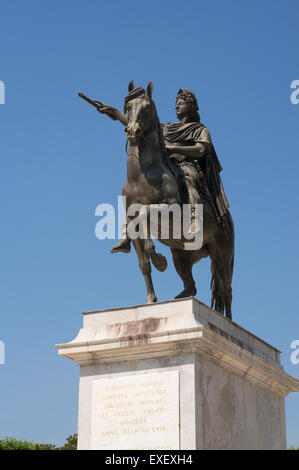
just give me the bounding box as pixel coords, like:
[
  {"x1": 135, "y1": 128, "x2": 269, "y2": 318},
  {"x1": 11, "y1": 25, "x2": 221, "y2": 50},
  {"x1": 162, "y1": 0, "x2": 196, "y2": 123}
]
[{"x1": 176, "y1": 88, "x2": 200, "y2": 122}]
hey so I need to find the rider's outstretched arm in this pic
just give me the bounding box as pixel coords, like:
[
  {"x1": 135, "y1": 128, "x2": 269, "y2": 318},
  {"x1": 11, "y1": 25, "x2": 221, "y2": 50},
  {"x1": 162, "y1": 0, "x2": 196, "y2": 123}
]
[
  {"x1": 115, "y1": 110, "x2": 128, "y2": 126},
  {"x1": 97, "y1": 102, "x2": 128, "y2": 126}
]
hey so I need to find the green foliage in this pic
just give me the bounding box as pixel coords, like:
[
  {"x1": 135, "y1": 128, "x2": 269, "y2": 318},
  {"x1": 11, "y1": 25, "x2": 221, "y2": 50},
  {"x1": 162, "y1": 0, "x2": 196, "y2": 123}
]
[
  {"x1": 59, "y1": 434, "x2": 77, "y2": 450},
  {"x1": 0, "y1": 434, "x2": 77, "y2": 450},
  {"x1": 289, "y1": 445, "x2": 299, "y2": 450},
  {"x1": 0, "y1": 437, "x2": 56, "y2": 450}
]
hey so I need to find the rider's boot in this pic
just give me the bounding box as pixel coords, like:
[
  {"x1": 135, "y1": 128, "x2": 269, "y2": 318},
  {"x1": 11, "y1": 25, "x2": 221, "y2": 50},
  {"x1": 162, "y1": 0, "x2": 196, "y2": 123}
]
[{"x1": 110, "y1": 237, "x2": 131, "y2": 253}]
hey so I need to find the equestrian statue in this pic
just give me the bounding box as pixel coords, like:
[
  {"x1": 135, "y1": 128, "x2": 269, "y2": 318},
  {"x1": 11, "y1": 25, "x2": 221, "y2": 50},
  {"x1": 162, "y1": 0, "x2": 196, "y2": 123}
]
[{"x1": 79, "y1": 81, "x2": 234, "y2": 319}]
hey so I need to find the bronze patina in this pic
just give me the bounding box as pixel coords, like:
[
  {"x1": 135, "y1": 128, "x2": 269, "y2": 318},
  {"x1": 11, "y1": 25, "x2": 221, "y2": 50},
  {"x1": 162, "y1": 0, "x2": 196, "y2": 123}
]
[{"x1": 79, "y1": 82, "x2": 234, "y2": 319}]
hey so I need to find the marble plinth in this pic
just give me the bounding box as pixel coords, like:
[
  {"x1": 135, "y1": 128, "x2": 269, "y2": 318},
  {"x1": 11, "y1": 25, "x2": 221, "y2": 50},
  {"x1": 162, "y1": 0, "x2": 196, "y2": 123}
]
[{"x1": 57, "y1": 298, "x2": 299, "y2": 450}]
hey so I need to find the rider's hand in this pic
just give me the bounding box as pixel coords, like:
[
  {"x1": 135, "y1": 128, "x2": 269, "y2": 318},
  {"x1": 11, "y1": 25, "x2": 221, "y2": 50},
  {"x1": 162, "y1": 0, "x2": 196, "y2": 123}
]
[{"x1": 96, "y1": 102, "x2": 117, "y2": 120}]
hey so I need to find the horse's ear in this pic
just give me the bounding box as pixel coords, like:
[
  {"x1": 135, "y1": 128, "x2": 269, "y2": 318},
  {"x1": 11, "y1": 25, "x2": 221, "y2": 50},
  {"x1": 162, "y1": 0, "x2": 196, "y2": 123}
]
[
  {"x1": 128, "y1": 80, "x2": 135, "y2": 92},
  {"x1": 146, "y1": 81, "x2": 153, "y2": 99}
]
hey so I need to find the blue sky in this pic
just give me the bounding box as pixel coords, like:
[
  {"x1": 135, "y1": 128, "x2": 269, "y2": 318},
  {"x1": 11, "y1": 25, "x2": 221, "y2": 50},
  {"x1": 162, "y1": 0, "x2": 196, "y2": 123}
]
[{"x1": 0, "y1": 0, "x2": 298, "y2": 447}]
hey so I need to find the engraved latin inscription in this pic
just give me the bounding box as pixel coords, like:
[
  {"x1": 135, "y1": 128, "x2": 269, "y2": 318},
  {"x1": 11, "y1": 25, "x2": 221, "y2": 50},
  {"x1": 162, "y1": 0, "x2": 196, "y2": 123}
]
[{"x1": 91, "y1": 371, "x2": 180, "y2": 450}]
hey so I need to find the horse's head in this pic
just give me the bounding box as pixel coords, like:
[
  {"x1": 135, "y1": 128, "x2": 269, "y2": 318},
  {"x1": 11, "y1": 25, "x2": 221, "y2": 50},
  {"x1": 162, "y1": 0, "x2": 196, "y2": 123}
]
[{"x1": 124, "y1": 81, "x2": 156, "y2": 145}]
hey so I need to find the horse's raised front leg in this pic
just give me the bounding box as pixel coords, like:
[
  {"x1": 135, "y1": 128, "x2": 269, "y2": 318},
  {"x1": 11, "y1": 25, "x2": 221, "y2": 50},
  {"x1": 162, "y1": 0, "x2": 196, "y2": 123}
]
[
  {"x1": 132, "y1": 238, "x2": 157, "y2": 304},
  {"x1": 144, "y1": 238, "x2": 167, "y2": 272}
]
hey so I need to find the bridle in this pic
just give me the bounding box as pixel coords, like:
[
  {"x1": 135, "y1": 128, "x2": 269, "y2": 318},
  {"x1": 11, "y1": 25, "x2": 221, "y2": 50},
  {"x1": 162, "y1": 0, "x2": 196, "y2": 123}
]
[{"x1": 125, "y1": 118, "x2": 163, "y2": 158}]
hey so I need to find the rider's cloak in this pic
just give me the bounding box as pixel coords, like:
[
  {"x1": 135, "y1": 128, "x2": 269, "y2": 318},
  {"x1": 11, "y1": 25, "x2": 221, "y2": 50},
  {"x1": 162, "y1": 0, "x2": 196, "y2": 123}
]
[{"x1": 162, "y1": 122, "x2": 229, "y2": 221}]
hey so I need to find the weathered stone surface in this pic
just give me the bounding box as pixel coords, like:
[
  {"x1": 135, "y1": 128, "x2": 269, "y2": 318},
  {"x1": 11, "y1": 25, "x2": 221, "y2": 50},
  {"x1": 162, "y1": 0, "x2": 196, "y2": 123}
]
[
  {"x1": 57, "y1": 298, "x2": 299, "y2": 450},
  {"x1": 90, "y1": 371, "x2": 179, "y2": 450}
]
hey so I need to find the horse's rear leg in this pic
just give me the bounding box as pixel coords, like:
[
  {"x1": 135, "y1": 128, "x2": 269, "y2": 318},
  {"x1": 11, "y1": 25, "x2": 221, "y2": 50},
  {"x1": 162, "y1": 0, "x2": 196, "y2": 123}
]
[
  {"x1": 132, "y1": 238, "x2": 157, "y2": 303},
  {"x1": 171, "y1": 248, "x2": 197, "y2": 298}
]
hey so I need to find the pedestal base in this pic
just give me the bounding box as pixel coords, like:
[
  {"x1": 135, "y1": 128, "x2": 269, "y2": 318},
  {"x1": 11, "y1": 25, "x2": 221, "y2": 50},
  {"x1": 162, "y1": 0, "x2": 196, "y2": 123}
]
[{"x1": 57, "y1": 298, "x2": 299, "y2": 450}]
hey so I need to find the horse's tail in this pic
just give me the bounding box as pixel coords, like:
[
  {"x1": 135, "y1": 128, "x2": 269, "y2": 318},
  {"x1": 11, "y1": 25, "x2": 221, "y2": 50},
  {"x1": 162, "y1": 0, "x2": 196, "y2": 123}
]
[
  {"x1": 210, "y1": 251, "x2": 234, "y2": 319},
  {"x1": 210, "y1": 262, "x2": 218, "y2": 310}
]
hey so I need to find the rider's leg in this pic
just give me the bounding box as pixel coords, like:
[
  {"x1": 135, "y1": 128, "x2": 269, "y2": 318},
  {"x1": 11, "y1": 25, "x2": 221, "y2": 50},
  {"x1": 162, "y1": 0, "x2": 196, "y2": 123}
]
[
  {"x1": 184, "y1": 166, "x2": 221, "y2": 225},
  {"x1": 111, "y1": 237, "x2": 131, "y2": 253},
  {"x1": 184, "y1": 176, "x2": 200, "y2": 204},
  {"x1": 180, "y1": 164, "x2": 201, "y2": 204}
]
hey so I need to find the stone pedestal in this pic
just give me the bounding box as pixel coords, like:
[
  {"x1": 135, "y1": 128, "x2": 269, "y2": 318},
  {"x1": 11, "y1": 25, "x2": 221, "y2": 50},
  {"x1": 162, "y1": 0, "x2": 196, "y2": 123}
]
[{"x1": 57, "y1": 298, "x2": 299, "y2": 450}]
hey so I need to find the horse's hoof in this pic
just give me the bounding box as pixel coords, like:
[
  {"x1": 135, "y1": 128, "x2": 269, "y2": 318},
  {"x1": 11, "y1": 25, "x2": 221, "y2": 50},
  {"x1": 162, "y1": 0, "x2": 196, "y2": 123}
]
[
  {"x1": 150, "y1": 253, "x2": 167, "y2": 272},
  {"x1": 147, "y1": 295, "x2": 157, "y2": 304},
  {"x1": 226, "y1": 311, "x2": 232, "y2": 320},
  {"x1": 175, "y1": 287, "x2": 197, "y2": 299}
]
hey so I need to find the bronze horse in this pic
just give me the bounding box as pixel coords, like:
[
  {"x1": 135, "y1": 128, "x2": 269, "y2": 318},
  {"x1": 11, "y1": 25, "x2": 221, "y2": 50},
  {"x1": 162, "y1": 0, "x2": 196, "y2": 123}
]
[{"x1": 121, "y1": 81, "x2": 234, "y2": 319}]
